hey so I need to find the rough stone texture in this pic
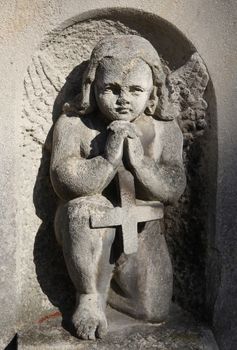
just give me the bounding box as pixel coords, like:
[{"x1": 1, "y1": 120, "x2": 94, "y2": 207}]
[
  {"x1": 91, "y1": 167, "x2": 164, "y2": 255},
  {"x1": 0, "y1": 1, "x2": 236, "y2": 349},
  {"x1": 18, "y1": 306, "x2": 219, "y2": 350},
  {"x1": 21, "y1": 16, "x2": 209, "y2": 327},
  {"x1": 47, "y1": 32, "x2": 210, "y2": 340}
]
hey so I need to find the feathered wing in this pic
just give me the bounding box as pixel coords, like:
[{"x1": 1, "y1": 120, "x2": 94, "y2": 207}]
[
  {"x1": 164, "y1": 53, "x2": 210, "y2": 315},
  {"x1": 23, "y1": 53, "x2": 66, "y2": 149},
  {"x1": 167, "y1": 53, "x2": 209, "y2": 152}
]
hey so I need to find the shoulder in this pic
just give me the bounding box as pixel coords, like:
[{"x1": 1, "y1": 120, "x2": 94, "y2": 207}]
[
  {"x1": 52, "y1": 115, "x2": 89, "y2": 149},
  {"x1": 54, "y1": 113, "x2": 82, "y2": 130},
  {"x1": 153, "y1": 118, "x2": 183, "y2": 144},
  {"x1": 53, "y1": 113, "x2": 98, "y2": 137}
]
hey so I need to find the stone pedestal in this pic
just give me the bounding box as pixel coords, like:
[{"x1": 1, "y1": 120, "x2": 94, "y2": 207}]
[{"x1": 18, "y1": 306, "x2": 218, "y2": 350}]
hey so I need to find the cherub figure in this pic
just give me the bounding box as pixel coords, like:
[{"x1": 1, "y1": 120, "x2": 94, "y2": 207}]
[{"x1": 50, "y1": 35, "x2": 208, "y2": 340}]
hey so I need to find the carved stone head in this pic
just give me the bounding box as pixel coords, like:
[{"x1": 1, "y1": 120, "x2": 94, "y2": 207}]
[{"x1": 73, "y1": 35, "x2": 177, "y2": 121}]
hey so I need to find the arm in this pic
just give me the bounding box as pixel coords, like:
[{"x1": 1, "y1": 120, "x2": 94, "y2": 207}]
[
  {"x1": 127, "y1": 120, "x2": 186, "y2": 204},
  {"x1": 50, "y1": 114, "x2": 120, "y2": 200}
]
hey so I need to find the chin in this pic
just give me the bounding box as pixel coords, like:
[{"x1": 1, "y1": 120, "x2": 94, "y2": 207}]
[{"x1": 110, "y1": 113, "x2": 137, "y2": 122}]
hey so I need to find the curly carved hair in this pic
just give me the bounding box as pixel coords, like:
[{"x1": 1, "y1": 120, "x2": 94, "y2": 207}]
[{"x1": 64, "y1": 35, "x2": 178, "y2": 121}]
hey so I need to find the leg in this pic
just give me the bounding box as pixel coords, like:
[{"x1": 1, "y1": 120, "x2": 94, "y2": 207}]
[
  {"x1": 55, "y1": 195, "x2": 115, "y2": 340},
  {"x1": 109, "y1": 220, "x2": 173, "y2": 322}
]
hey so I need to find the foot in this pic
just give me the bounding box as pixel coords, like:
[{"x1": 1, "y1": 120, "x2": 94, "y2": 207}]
[{"x1": 72, "y1": 293, "x2": 108, "y2": 340}]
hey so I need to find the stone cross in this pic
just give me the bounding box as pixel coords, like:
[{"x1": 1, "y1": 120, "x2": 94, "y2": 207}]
[{"x1": 90, "y1": 167, "x2": 164, "y2": 254}]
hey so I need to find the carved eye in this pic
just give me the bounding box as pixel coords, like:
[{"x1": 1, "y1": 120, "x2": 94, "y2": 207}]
[
  {"x1": 104, "y1": 86, "x2": 112, "y2": 92},
  {"x1": 129, "y1": 86, "x2": 144, "y2": 94},
  {"x1": 104, "y1": 84, "x2": 120, "y2": 95}
]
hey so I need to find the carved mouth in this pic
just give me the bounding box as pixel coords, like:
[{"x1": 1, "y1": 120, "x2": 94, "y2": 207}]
[{"x1": 116, "y1": 107, "x2": 131, "y2": 114}]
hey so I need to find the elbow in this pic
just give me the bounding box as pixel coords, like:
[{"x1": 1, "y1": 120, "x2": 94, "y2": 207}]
[
  {"x1": 166, "y1": 171, "x2": 187, "y2": 204},
  {"x1": 50, "y1": 163, "x2": 103, "y2": 200},
  {"x1": 142, "y1": 185, "x2": 183, "y2": 205},
  {"x1": 50, "y1": 164, "x2": 83, "y2": 200},
  {"x1": 151, "y1": 166, "x2": 187, "y2": 205},
  {"x1": 135, "y1": 169, "x2": 186, "y2": 205},
  {"x1": 50, "y1": 165, "x2": 76, "y2": 200}
]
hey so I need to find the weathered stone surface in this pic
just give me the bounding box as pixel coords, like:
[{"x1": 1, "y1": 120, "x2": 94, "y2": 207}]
[
  {"x1": 20, "y1": 14, "x2": 210, "y2": 334},
  {"x1": 0, "y1": 1, "x2": 237, "y2": 349},
  {"x1": 91, "y1": 166, "x2": 164, "y2": 254},
  {"x1": 18, "y1": 306, "x2": 219, "y2": 350},
  {"x1": 18, "y1": 14, "x2": 213, "y2": 333},
  {"x1": 49, "y1": 32, "x2": 210, "y2": 339}
]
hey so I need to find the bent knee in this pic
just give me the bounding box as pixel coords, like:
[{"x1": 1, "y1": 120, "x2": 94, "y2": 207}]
[
  {"x1": 68, "y1": 195, "x2": 112, "y2": 210},
  {"x1": 66, "y1": 195, "x2": 113, "y2": 218},
  {"x1": 54, "y1": 195, "x2": 113, "y2": 243}
]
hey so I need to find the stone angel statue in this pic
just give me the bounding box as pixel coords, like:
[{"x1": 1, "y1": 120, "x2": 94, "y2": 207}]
[{"x1": 28, "y1": 35, "x2": 209, "y2": 340}]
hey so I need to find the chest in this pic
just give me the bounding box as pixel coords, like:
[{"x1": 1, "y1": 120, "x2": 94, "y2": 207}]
[
  {"x1": 134, "y1": 117, "x2": 164, "y2": 161},
  {"x1": 80, "y1": 117, "x2": 165, "y2": 161}
]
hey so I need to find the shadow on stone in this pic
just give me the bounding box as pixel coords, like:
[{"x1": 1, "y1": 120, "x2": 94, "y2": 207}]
[
  {"x1": 18, "y1": 305, "x2": 219, "y2": 350},
  {"x1": 32, "y1": 62, "x2": 88, "y2": 325},
  {"x1": 32, "y1": 23, "x2": 217, "y2": 336},
  {"x1": 5, "y1": 334, "x2": 17, "y2": 350}
]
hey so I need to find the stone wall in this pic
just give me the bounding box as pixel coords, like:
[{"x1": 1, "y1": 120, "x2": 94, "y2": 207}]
[{"x1": 0, "y1": 1, "x2": 236, "y2": 349}]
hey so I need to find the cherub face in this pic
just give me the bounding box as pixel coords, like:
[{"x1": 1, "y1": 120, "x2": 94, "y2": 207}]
[{"x1": 94, "y1": 58, "x2": 153, "y2": 122}]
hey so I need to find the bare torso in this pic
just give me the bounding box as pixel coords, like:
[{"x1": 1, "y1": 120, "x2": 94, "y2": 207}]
[{"x1": 50, "y1": 112, "x2": 186, "y2": 339}]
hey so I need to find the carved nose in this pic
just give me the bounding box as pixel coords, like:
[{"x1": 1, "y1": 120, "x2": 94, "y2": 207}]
[
  {"x1": 117, "y1": 91, "x2": 129, "y2": 105},
  {"x1": 117, "y1": 96, "x2": 129, "y2": 106}
]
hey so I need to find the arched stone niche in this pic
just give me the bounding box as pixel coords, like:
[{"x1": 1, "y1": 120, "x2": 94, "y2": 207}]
[{"x1": 20, "y1": 8, "x2": 217, "y2": 327}]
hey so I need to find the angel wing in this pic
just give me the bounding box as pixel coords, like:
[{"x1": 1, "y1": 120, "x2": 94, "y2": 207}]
[
  {"x1": 168, "y1": 53, "x2": 209, "y2": 152},
  {"x1": 23, "y1": 53, "x2": 66, "y2": 149}
]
